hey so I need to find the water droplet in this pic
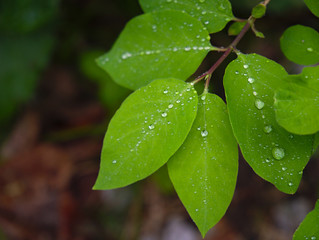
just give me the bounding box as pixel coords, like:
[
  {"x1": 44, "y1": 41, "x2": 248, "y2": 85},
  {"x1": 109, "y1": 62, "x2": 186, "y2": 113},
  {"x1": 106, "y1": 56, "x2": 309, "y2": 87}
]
[
  {"x1": 311, "y1": 237, "x2": 316, "y2": 240},
  {"x1": 255, "y1": 99, "x2": 265, "y2": 110},
  {"x1": 195, "y1": 208, "x2": 199, "y2": 212},
  {"x1": 282, "y1": 167, "x2": 287, "y2": 171},
  {"x1": 121, "y1": 52, "x2": 132, "y2": 59},
  {"x1": 163, "y1": 90, "x2": 168, "y2": 94},
  {"x1": 112, "y1": 160, "x2": 117, "y2": 164},
  {"x1": 184, "y1": 47, "x2": 191, "y2": 51},
  {"x1": 243, "y1": 64, "x2": 249, "y2": 69},
  {"x1": 253, "y1": 91, "x2": 258, "y2": 96},
  {"x1": 307, "y1": 47, "x2": 313, "y2": 52},
  {"x1": 272, "y1": 147, "x2": 285, "y2": 160},
  {"x1": 204, "y1": 21, "x2": 209, "y2": 25},
  {"x1": 248, "y1": 77, "x2": 255, "y2": 83},
  {"x1": 149, "y1": 124, "x2": 155, "y2": 130},
  {"x1": 288, "y1": 182, "x2": 293, "y2": 187},
  {"x1": 265, "y1": 158, "x2": 270, "y2": 163},
  {"x1": 263, "y1": 125, "x2": 272, "y2": 134},
  {"x1": 201, "y1": 95, "x2": 206, "y2": 100},
  {"x1": 202, "y1": 10, "x2": 207, "y2": 15},
  {"x1": 176, "y1": 100, "x2": 181, "y2": 103},
  {"x1": 161, "y1": 112, "x2": 167, "y2": 117},
  {"x1": 201, "y1": 130, "x2": 208, "y2": 137},
  {"x1": 168, "y1": 104, "x2": 173, "y2": 109},
  {"x1": 235, "y1": 71, "x2": 239, "y2": 74}
]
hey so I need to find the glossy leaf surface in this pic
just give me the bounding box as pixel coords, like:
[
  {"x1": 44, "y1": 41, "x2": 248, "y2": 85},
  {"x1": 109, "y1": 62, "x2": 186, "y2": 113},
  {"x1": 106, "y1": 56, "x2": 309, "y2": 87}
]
[
  {"x1": 94, "y1": 78, "x2": 198, "y2": 189},
  {"x1": 168, "y1": 93, "x2": 238, "y2": 237},
  {"x1": 224, "y1": 53, "x2": 313, "y2": 194},
  {"x1": 280, "y1": 25, "x2": 319, "y2": 65},
  {"x1": 275, "y1": 66, "x2": 319, "y2": 135},
  {"x1": 139, "y1": 0, "x2": 234, "y2": 34},
  {"x1": 293, "y1": 200, "x2": 319, "y2": 240},
  {"x1": 97, "y1": 10, "x2": 213, "y2": 90}
]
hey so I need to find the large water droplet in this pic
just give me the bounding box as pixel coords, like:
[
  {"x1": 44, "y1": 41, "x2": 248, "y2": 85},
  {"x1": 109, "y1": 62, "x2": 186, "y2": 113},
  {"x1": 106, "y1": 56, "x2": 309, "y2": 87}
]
[
  {"x1": 121, "y1": 52, "x2": 132, "y2": 59},
  {"x1": 243, "y1": 64, "x2": 249, "y2": 69},
  {"x1": 263, "y1": 125, "x2": 272, "y2": 134},
  {"x1": 161, "y1": 112, "x2": 167, "y2": 118},
  {"x1": 201, "y1": 130, "x2": 208, "y2": 137},
  {"x1": 255, "y1": 99, "x2": 265, "y2": 110},
  {"x1": 248, "y1": 77, "x2": 255, "y2": 83},
  {"x1": 272, "y1": 147, "x2": 285, "y2": 160},
  {"x1": 311, "y1": 236, "x2": 316, "y2": 240},
  {"x1": 168, "y1": 104, "x2": 173, "y2": 109},
  {"x1": 149, "y1": 124, "x2": 155, "y2": 130},
  {"x1": 201, "y1": 95, "x2": 206, "y2": 101}
]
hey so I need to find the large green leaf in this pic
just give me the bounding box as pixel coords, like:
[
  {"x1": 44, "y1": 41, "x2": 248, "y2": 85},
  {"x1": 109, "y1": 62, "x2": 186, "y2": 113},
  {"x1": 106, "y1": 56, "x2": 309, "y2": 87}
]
[
  {"x1": 224, "y1": 53, "x2": 313, "y2": 194},
  {"x1": 280, "y1": 25, "x2": 319, "y2": 65},
  {"x1": 97, "y1": 10, "x2": 213, "y2": 90},
  {"x1": 293, "y1": 200, "x2": 319, "y2": 240},
  {"x1": 304, "y1": 0, "x2": 319, "y2": 17},
  {"x1": 275, "y1": 66, "x2": 319, "y2": 135},
  {"x1": 168, "y1": 93, "x2": 238, "y2": 237},
  {"x1": 94, "y1": 78, "x2": 198, "y2": 190},
  {"x1": 139, "y1": 0, "x2": 234, "y2": 34}
]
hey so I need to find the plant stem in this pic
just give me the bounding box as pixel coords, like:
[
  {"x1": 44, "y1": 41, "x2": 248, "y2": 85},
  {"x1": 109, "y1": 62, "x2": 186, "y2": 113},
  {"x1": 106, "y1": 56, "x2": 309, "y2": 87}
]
[{"x1": 202, "y1": 20, "x2": 253, "y2": 90}]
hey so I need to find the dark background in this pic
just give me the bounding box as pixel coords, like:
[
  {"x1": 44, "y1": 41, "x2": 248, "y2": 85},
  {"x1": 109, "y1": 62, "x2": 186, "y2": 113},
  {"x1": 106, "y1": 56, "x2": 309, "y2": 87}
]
[{"x1": 0, "y1": 0, "x2": 318, "y2": 239}]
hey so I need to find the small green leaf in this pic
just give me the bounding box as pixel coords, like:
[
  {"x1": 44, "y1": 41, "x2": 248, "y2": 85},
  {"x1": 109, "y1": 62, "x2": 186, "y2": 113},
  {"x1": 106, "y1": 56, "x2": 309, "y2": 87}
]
[
  {"x1": 228, "y1": 21, "x2": 246, "y2": 36},
  {"x1": 94, "y1": 78, "x2": 198, "y2": 190},
  {"x1": 224, "y1": 53, "x2": 313, "y2": 194},
  {"x1": 254, "y1": 30, "x2": 265, "y2": 38},
  {"x1": 97, "y1": 10, "x2": 213, "y2": 90},
  {"x1": 275, "y1": 66, "x2": 319, "y2": 135},
  {"x1": 304, "y1": 0, "x2": 319, "y2": 17},
  {"x1": 168, "y1": 93, "x2": 238, "y2": 237},
  {"x1": 293, "y1": 200, "x2": 319, "y2": 240},
  {"x1": 139, "y1": 0, "x2": 234, "y2": 33},
  {"x1": 280, "y1": 25, "x2": 319, "y2": 65},
  {"x1": 251, "y1": 4, "x2": 266, "y2": 19}
]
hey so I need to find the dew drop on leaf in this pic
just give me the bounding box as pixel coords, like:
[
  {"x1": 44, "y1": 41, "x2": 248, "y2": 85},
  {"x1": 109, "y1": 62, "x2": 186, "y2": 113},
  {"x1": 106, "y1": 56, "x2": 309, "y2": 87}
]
[
  {"x1": 149, "y1": 124, "x2": 155, "y2": 130},
  {"x1": 112, "y1": 160, "x2": 117, "y2": 164},
  {"x1": 272, "y1": 147, "x2": 285, "y2": 160},
  {"x1": 243, "y1": 64, "x2": 249, "y2": 69},
  {"x1": 248, "y1": 77, "x2": 255, "y2": 83},
  {"x1": 201, "y1": 130, "x2": 208, "y2": 137},
  {"x1": 168, "y1": 104, "x2": 174, "y2": 109},
  {"x1": 255, "y1": 99, "x2": 265, "y2": 109},
  {"x1": 161, "y1": 112, "x2": 168, "y2": 117},
  {"x1": 263, "y1": 125, "x2": 272, "y2": 134},
  {"x1": 307, "y1": 47, "x2": 313, "y2": 52}
]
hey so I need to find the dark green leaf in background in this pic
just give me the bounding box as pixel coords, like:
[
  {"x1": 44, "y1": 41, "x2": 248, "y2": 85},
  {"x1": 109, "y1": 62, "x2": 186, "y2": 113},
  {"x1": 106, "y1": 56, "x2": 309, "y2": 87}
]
[
  {"x1": 97, "y1": 10, "x2": 213, "y2": 90},
  {"x1": 275, "y1": 66, "x2": 319, "y2": 135},
  {"x1": 293, "y1": 200, "x2": 319, "y2": 240},
  {"x1": 0, "y1": 33, "x2": 54, "y2": 124},
  {"x1": 139, "y1": 0, "x2": 234, "y2": 33},
  {"x1": 280, "y1": 25, "x2": 319, "y2": 65},
  {"x1": 94, "y1": 78, "x2": 198, "y2": 190},
  {"x1": 168, "y1": 93, "x2": 238, "y2": 237},
  {"x1": 304, "y1": 0, "x2": 319, "y2": 17},
  {"x1": 224, "y1": 53, "x2": 314, "y2": 194}
]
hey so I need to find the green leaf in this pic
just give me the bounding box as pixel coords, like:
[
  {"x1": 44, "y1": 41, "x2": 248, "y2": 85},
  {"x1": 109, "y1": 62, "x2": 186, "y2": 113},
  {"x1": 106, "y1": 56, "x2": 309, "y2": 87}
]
[
  {"x1": 275, "y1": 66, "x2": 319, "y2": 135},
  {"x1": 228, "y1": 21, "x2": 246, "y2": 36},
  {"x1": 97, "y1": 10, "x2": 213, "y2": 90},
  {"x1": 280, "y1": 25, "x2": 319, "y2": 65},
  {"x1": 293, "y1": 200, "x2": 319, "y2": 240},
  {"x1": 168, "y1": 93, "x2": 238, "y2": 237},
  {"x1": 94, "y1": 78, "x2": 198, "y2": 190},
  {"x1": 223, "y1": 53, "x2": 314, "y2": 194},
  {"x1": 251, "y1": 4, "x2": 266, "y2": 19},
  {"x1": 313, "y1": 132, "x2": 319, "y2": 154},
  {"x1": 139, "y1": 0, "x2": 234, "y2": 34},
  {"x1": 304, "y1": 0, "x2": 319, "y2": 17},
  {"x1": 80, "y1": 50, "x2": 131, "y2": 111}
]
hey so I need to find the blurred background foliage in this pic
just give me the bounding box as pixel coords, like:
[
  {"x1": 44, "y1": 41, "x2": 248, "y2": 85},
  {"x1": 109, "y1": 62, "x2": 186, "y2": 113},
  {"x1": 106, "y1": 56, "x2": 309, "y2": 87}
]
[{"x1": 0, "y1": 0, "x2": 318, "y2": 240}]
